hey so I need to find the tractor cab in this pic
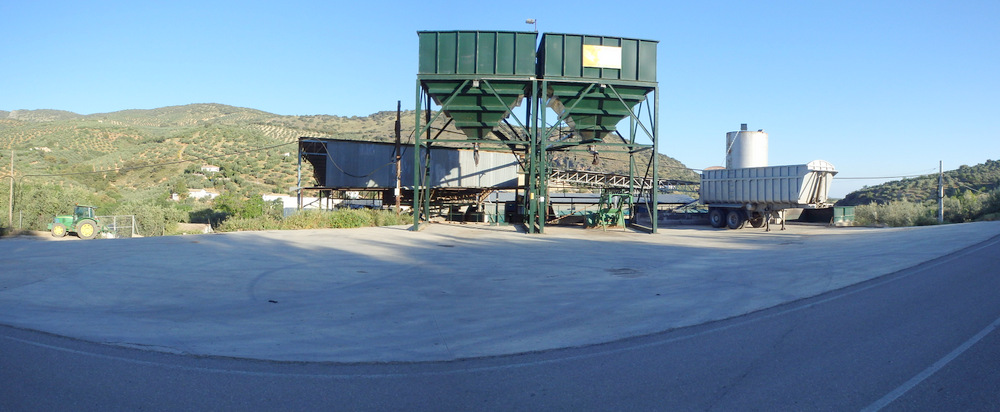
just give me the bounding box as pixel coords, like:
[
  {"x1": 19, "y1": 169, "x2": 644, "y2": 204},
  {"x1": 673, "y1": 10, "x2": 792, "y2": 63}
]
[{"x1": 74, "y1": 205, "x2": 97, "y2": 220}]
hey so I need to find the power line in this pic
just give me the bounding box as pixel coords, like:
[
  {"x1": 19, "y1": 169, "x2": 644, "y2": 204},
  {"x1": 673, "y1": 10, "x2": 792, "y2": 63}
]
[
  {"x1": 834, "y1": 167, "x2": 940, "y2": 181},
  {"x1": 834, "y1": 173, "x2": 935, "y2": 180}
]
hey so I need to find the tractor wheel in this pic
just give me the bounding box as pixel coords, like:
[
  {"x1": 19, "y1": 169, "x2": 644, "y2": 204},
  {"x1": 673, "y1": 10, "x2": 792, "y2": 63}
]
[
  {"x1": 51, "y1": 223, "x2": 68, "y2": 238},
  {"x1": 708, "y1": 208, "x2": 726, "y2": 228},
  {"x1": 726, "y1": 210, "x2": 746, "y2": 230},
  {"x1": 77, "y1": 219, "x2": 98, "y2": 239}
]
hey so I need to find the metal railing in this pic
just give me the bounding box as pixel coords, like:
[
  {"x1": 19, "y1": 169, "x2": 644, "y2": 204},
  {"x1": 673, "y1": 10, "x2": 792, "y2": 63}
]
[{"x1": 548, "y1": 169, "x2": 700, "y2": 192}]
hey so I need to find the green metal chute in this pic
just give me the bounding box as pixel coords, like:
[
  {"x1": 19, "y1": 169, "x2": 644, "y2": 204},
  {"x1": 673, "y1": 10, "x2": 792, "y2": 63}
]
[
  {"x1": 546, "y1": 83, "x2": 652, "y2": 141},
  {"x1": 422, "y1": 80, "x2": 528, "y2": 139}
]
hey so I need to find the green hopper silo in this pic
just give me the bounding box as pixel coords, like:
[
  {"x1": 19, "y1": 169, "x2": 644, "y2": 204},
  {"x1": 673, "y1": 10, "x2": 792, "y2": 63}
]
[
  {"x1": 537, "y1": 33, "x2": 658, "y2": 140},
  {"x1": 417, "y1": 31, "x2": 537, "y2": 139}
]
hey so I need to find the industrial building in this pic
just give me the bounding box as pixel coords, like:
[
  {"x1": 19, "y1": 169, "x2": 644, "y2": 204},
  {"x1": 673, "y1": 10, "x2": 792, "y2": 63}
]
[
  {"x1": 296, "y1": 31, "x2": 836, "y2": 233},
  {"x1": 297, "y1": 137, "x2": 521, "y2": 217},
  {"x1": 296, "y1": 30, "x2": 663, "y2": 233}
]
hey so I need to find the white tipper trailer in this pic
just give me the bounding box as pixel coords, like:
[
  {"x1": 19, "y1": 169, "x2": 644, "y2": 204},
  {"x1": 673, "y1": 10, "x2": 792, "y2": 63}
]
[{"x1": 700, "y1": 160, "x2": 838, "y2": 230}]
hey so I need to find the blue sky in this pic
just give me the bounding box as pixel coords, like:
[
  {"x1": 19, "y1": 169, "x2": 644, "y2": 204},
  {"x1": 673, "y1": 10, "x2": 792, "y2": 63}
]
[{"x1": 2, "y1": 0, "x2": 998, "y2": 198}]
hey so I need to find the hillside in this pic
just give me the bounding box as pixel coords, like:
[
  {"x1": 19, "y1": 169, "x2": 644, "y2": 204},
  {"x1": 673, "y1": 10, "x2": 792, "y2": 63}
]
[
  {"x1": 1, "y1": 103, "x2": 696, "y2": 189},
  {"x1": 838, "y1": 159, "x2": 1000, "y2": 206},
  {"x1": 1, "y1": 103, "x2": 697, "y2": 231},
  {"x1": 2, "y1": 104, "x2": 316, "y2": 201},
  {"x1": 15, "y1": 103, "x2": 999, "y2": 229}
]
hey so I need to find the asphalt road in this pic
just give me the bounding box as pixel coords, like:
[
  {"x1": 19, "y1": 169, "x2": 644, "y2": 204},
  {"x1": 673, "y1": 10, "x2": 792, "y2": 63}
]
[{"x1": 2, "y1": 231, "x2": 999, "y2": 410}]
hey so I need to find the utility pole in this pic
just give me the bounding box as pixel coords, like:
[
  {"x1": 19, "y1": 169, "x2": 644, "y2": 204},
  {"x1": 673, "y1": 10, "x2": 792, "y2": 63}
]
[
  {"x1": 938, "y1": 160, "x2": 944, "y2": 223},
  {"x1": 6, "y1": 150, "x2": 12, "y2": 228},
  {"x1": 394, "y1": 101, "x2": 402, "y2": 214},
  {"x1": 8, "y1": 150, "x2": 13, "y2": 227}
]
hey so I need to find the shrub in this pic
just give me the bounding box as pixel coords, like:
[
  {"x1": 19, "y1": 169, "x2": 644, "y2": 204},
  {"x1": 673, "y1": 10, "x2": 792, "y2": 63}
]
[
  {"x1": 942, "y1": 197, "x2": 963, "y2": 223},
  {"x1": 214, "y1": 208, "x2": 412, "y2": 232},
  {"x1": 853, "y1": 204, "x2": 877, "y2": 226},
  {"x1": 957, "y1": 190, "x2": 983, "y2": 221},
  {"x1": 854, "y1": 201, "x2": 938, "y2": 227},
  {"x1": 216, "y1": 216, "x2": 281, "y2": 232},
  {"x1": 978, "y1": 188, "x2": 1000, "y2": 221},
  {"x1": 371, "y1": 209, "x2": 412, "y2": 226},
  {"x1": 280, "y1": 209, "x2": 329, "y2": 230},
  {"x1": 326, "y1": 209, "x2": 373, "y2": 228},
  {"x1": 114, "y1": 199, "x2": 186, "y2": 236},
  {"x1": 189, "y1": 207, "x2": 227, "y2": 225},
  {"x1": 212, "y1": 191, "x2": 282, "y2": 222}
]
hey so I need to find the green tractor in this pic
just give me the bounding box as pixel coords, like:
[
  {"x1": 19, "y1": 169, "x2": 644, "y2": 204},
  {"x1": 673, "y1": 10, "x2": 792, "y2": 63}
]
[{"x1": 48, "y1": 205, "x2": 104, "y2": 239}]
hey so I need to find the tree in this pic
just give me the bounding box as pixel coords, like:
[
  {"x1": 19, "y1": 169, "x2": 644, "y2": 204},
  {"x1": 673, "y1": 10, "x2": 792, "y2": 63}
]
[
  {"x1": 212, "y1": 191, "x2": 275, "y2": 220},
  {"x1": 173, "y1": 180, "x2": 188, "y2": 200},
  {"x1": 943, "y1": 197, "x2": 963, "y2": 223},
  {"x1": 981, "y1": 188, "x2": 1000, "y2": 219},
  {"x1": 959, "y1": 190, "x2": 983, "y2": 221}
]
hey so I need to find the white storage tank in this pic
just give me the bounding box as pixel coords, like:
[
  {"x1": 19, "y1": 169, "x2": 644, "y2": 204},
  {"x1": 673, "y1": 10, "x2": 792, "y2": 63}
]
[{"x1": 725, "y1": 123, "x2": 768, "y2": 169}]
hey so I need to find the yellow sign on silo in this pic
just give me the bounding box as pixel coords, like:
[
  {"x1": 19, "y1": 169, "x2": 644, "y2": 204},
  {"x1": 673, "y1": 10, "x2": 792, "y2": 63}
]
[{"x1": 582, "y1": 45, "x2": 622, "y2": 69}]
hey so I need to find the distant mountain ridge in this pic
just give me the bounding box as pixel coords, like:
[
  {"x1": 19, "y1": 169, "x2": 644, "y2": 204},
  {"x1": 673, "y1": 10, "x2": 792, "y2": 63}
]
[
  {"x1": 7, "y1": 104, "x2": 997, "y2": 207},
  {"x1": 1, "y1": 109, "x2": 82, "y2": 122},
  {"x1": 0, "y1": 103, "x2": 698, "y2": 182},
  {"x1": 0, "y1": 103, "x2": 699, "y2": 211}
]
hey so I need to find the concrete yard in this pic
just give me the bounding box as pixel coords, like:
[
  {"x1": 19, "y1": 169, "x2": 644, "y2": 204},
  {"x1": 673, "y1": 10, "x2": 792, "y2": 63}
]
[{"x1": 2, "y1": 221, "x2": 998, "y2": 363}]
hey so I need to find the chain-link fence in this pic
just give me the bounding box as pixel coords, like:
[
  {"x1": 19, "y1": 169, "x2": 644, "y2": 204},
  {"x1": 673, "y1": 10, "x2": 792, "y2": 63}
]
[{"x1": 97, "y1": 215, "x2": 137, "y2": 238}]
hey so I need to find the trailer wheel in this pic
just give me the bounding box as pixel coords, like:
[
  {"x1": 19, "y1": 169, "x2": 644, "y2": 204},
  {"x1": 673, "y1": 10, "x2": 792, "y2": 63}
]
[
  {"x1": 749, "y1": 213, "x2": 766, "y2": 228},
  {"x1": 708, "y1": 208, "x2": 726, "y2": 228},
  {"x1": 726, "y1": 210, "x2": 746, "y2": 229}
]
